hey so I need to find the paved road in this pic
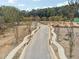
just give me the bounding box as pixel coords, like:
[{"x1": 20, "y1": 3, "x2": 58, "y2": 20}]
[
  {"x1": 5, "y1": 26, "x2": 39, "y2": 59},
  {"x1": 21, "y1": 25, "x2": 52, "y2": 59}
]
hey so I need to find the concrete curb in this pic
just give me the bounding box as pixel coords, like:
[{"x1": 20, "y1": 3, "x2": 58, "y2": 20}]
[
  {"x1": 50, "y1": 26, "x2": 68, "y2": 59},
  {"x1": 48, "y1": 25, "x2": 58, "y2": 59},
  {"x1": 5, "y1": 26, "x2": 39, "y2": 59}
]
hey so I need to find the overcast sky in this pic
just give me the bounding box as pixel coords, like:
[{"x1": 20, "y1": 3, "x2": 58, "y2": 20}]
[{"x1": 0, "y1": 0, "x2": 68, "y2": 11}]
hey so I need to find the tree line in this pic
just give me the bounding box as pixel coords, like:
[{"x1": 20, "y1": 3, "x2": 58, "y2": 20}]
[{"x1": 0, "y1": 4, "x2": 79, "y2": 24}]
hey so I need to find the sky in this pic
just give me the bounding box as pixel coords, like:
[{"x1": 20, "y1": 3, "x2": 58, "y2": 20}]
[{"x1": 0, "y1": 0, "x2": 68, "y2": 11}]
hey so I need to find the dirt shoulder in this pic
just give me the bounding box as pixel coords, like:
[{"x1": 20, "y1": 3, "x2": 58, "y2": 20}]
[
  {"x1": 0, "y1": 22, "x2": 37, "y2": 59},
  {"x1": 54, "y1": 27, "x2": 79, "y2": 59}
]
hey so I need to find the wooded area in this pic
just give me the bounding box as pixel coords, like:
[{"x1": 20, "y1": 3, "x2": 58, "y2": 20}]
[
  {"x1": 0, "y1": 1, "x2": 79, "y2": 31},
  {"x1": 0, "y1": 3, "x2": 79, "y2": 23}
]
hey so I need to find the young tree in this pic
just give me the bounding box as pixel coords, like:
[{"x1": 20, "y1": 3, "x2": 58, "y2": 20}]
[{"x1": 68, "y1": 0, "x2": 79, "y2": 58}]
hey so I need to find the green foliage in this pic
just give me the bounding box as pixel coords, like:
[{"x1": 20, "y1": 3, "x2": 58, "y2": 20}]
[
  {"x1": 26, "y1": 4, "x2": 79, "y2": 21},
  {"x1": 48, "y1": 16, "x2": 64, "y2": 21},
  {"x1": 0, "y1": 6, "x2": 21, "y2": 23},
  {"x1": 0, "y1": 4, "x2": 79, "y2": 22}
]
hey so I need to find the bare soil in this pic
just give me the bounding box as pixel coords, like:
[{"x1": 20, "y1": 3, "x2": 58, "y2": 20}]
[
  {"x1": 55, "y1": 27, "x2": 79, "y2": 59},
  {"x1": 0, "y1": 22, "x2": 32, "y2": 59}
]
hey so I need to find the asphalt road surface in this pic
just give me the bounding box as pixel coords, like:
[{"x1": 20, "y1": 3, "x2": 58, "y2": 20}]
[{"x1": 21, "y1": 25, "x2": 52, "y2": 59}]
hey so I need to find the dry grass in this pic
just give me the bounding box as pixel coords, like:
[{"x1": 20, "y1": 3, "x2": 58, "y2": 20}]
[
  {"x1": 0, "y1": 21, "x2": 35, "y2": 59},
  {"x1": 54, "y1": 27, "x2": 79, "y2": 59}
]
